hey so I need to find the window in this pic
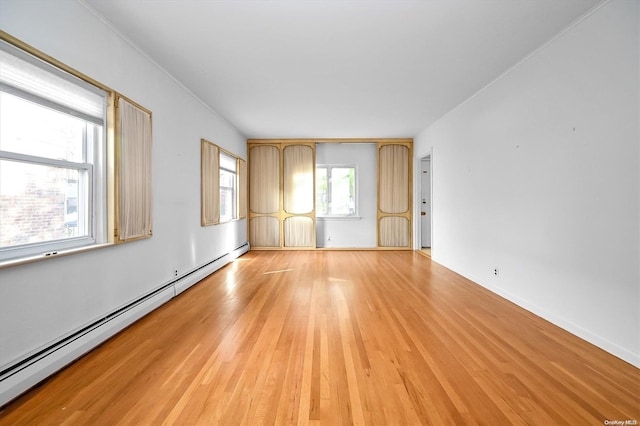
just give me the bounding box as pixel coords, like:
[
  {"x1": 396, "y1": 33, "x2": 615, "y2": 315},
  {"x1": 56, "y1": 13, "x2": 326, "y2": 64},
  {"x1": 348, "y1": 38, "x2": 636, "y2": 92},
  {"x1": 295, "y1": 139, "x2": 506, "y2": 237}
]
[
  {"x1": 219, "y1": 151, "x2": 237, "y2": 223},
  {"x1": 0, "y1": 38, "x2": 108, "y2": 261},
  {"x1": 201, "y1": 139, "x2": 245, "y2": 226},
  {"x1": 0, "y1": 33, "x2": 154, "y2": 265},
  {"x1": 316, "y1": 166, "x2": 356, "y2": 216}
]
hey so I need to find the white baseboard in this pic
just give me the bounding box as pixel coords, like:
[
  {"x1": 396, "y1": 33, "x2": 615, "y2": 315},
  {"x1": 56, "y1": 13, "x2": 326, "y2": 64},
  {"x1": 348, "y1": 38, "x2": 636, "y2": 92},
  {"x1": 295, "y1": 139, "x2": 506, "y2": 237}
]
[
  {"x1": 437, "y1": 260, "x2": 640, "y2": 369},
  {"x1": 175, "y1": 243, "x2": 249, "y2": 295},
  {"x1": 488, "y1": 283, "x2": 640, "y2": 369},
  {"x1": 0, "y1": 243, "x2": 250, "y2": 407}
]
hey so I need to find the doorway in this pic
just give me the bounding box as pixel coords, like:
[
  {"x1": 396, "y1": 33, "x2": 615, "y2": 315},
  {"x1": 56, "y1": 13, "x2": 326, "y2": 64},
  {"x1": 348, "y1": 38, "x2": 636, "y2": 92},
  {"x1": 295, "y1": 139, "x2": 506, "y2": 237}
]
[{"x1": 420, "y1": 155, "x2": 431, "y2": 255}]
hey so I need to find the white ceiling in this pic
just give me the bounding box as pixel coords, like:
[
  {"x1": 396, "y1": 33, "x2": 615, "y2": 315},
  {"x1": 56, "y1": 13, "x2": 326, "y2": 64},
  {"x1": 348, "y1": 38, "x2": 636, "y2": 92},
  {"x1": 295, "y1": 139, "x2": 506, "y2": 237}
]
[{"x1": 84, "y1": 0, "x2": 600, "y2": 139}]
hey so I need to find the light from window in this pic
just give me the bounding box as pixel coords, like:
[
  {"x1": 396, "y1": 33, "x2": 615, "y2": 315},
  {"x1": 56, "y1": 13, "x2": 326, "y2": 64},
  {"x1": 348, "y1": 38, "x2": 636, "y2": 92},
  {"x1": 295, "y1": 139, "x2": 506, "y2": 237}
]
[
  {"x1": 0, "y1": 39, "x2": 107, "y2": 261},
  {"x1": 316, "y1": 166, "x2": 356, "y2": 216}
]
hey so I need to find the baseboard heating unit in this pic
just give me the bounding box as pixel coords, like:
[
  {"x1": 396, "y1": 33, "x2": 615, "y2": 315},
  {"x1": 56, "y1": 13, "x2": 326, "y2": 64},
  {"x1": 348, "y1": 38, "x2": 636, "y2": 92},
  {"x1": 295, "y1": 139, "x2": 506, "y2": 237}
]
[{"x1": 0, "y1": 243, "x2": 250, "y2": 407}]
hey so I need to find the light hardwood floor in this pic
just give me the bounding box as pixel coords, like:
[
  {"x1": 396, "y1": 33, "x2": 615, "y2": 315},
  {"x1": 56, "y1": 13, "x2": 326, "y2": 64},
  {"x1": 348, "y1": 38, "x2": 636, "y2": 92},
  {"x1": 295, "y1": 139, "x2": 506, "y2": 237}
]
[{"x1": 1, "y1": 251, "x2": 638, "y2": 425}]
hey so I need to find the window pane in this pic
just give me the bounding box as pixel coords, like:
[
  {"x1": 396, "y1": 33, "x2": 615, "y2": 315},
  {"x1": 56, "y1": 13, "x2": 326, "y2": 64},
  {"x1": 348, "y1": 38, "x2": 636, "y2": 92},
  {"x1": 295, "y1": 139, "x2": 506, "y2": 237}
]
[
  {"x1": 315, "y1": 167, "x2": 328, "y2": 215},
  {"x1": 0, "y1": 91, "x2": 86, "y2": 162},
  {"x1": 330, "y1": 167, "x2": 355, "y2": 215},
  {"x1": 0, "y1": 160, "x2": 88, "y2": 248},
  {"x1": 220, "y1": 151, "x2": 236, "y2": 172}
]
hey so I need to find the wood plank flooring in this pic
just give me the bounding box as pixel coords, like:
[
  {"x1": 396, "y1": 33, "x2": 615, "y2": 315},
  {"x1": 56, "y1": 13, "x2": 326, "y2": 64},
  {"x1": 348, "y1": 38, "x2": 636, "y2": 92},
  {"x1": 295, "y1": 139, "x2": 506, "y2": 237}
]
[{"x1": 1, "y1": 250, "x2": 638, "y2": 425}]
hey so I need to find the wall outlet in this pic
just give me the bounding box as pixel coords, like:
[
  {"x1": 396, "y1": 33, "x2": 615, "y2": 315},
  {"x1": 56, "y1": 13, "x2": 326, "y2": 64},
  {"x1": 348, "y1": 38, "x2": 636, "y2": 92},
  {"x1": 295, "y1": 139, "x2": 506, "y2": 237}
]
[
  {"x1": 494, "y1": 268, "x2": 499, "y2": 276},
  {"x1": 174, "y1": 269, "x2": 178, "y2": 278}
]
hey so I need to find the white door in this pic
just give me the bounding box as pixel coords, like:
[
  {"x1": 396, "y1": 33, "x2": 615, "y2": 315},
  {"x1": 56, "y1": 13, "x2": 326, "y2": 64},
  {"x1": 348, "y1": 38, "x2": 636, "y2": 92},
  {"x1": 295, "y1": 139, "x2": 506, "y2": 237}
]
[{"x1": 420, "y1": 159, "x2": 431, "y2": 247}]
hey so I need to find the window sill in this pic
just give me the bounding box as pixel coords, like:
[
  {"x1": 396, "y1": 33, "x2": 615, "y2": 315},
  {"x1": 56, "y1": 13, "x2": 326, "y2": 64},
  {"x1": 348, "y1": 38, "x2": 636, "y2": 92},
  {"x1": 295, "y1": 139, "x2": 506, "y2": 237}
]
[
  {"x1": 0, "y1": 243, "x2": 114, "y2": 270},
  {"x1": 316, "y1": 216, "x2": 362, "y2": 221}
]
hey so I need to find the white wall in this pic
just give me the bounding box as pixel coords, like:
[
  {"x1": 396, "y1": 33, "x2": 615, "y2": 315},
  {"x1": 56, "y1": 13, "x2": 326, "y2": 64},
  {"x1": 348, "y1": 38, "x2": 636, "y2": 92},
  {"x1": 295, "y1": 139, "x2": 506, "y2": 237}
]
[
  {"x1": 316, "y1": 143, "x2": 377, "y2": 248},
  {"x1": 415, "y1": 0, "x2": 639, "y2": 366},
  {"x1": 0, "y1": 1, "x2": 247, "y2": 370}
]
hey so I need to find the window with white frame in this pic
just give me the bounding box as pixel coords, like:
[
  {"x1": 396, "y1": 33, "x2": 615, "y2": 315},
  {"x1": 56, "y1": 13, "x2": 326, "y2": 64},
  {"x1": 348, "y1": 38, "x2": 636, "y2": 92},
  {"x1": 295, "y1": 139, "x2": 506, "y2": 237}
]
[
  {"x1": 316, "y1": 165, "x2": 356, "y2": 216},
  {"x1": 0, "y1": 38, "x2": 107, "y2": 261},
  {"x1": 219, "y1": 151, "x2": 237, "y2": 223}
]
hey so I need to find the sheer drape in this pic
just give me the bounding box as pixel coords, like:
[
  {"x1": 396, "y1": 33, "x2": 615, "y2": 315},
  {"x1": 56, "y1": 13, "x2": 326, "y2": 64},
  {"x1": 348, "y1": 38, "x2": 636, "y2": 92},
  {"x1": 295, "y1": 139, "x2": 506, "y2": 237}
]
[
  {"x1": 379, "y1": 217, "x2": 409, "y2": 247},
  {"x1": 250, "y1": 216, "x2": 280, "y2": 247},
  {"x1": 250, "y1": 145, "x2": 279, "y2": 214},
  {"x1": 284, "y1": 217, "x2": 314, "y2": 247},
  {"x1": 283, "y1": 145, "x2": 313, "y2": 214},
  {"x1": 248, "y1": 142, "x2": 316, "y2": 248},
  {"x1": 249, "y1": 145, "x2": 280, "y2": 247},
  {"x1": 117, "y1": 97, "x2": 152, "y2": 241},
  {"x1": 247, "y1": 139, "x2": 412, "y2": 249},
  {"x1": 201, "y1": 140, "x2": 220, "y2": 226},
  {"x1": 378, "y1": 143, "x2": 411, "y2": 248},
  {"x1": 238, "y1": 159, "x2": 247, "y2": 219},
  {"x1": 379, "y1": 144, "x2": 409, "y2": 214}
]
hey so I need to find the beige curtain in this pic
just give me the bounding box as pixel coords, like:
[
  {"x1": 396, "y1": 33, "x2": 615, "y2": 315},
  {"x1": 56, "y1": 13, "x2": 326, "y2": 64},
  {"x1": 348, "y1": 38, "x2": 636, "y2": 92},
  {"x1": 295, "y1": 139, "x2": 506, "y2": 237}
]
[
  {"x1": 283, "y1": 145, "x2": 313, "y2": 214},
  {"x1": 379, "y1": 217, "x2": 409, "y2": 247},
  {"x1": 284, "y1": 217, "x2": 314, "y2": 247},
  {"x1": 378, "y1": 143, "x2": 411, "y2": 248},
  {"x1": 379, "y1": 144, "x2": 409, "y2": 214},
  {"x1": 250, "y1": 216, "x2": 280, "y2": 247},
  {"x1": 250, "y1": 145, "x2": 279, "y2": 214},
  {"x1": 238, "y1": 159, "x2": 247, "y2": 219},
  {"x1": 117, "y1": 97, "x2": 152, "y2": 241},
  {"x1": 201, "y1": 140, "x2": 220, "y2": 226}
]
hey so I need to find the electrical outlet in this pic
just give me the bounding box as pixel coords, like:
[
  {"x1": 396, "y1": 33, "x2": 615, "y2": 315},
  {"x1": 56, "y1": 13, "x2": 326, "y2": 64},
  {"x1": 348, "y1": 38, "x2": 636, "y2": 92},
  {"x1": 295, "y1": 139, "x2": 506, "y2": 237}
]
[
  {"x1": 494, "y1": 268, "x2": 499, "y2": 276},
  {"x1": 174, "y1": 269, "x2": 178, "y2": 278}
]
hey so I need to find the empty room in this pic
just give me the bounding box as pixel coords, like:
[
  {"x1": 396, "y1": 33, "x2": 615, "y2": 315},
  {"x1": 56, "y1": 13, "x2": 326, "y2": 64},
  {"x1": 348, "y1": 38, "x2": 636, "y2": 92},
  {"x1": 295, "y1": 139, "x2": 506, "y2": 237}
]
[{"x1": 0, "y1": 0, "x2": 638, "y2": 424}]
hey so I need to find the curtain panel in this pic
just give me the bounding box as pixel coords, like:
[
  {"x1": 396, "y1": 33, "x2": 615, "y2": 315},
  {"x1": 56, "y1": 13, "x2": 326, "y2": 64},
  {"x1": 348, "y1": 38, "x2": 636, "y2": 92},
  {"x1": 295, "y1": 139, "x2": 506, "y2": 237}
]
[
  {"x1": 116, "y1": 97, "x2": 153, "y2": 242},
  {"x1": 379, "y1": 144, "x2": 409, "y2": 214},
  {"x1": 377, "y1": 143, "x2": 411, "y2": 248},
  {"x1": 283, "y1": 145, "x2": 314, "y2": 215},
  {"x1": 238, "y1": 159, "x2": 247, "y2": 219},
  {"x1": 250, "y1": 216, "x2": 280, "y2": 247},
  {"x1": 249, "y1": 145, "x2": 280, "y2": 215},
  {"x1": 284, "y1": 216, "x2": 314, "y2": 247},
  {"x1": 201, "y1": 139, "x2": 220, "y2": 226}
]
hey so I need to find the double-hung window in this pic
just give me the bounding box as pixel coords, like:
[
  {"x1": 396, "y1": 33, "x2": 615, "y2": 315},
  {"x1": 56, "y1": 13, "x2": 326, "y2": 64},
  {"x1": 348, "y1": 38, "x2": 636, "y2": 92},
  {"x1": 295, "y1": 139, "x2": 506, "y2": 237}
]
[
  {"x1": 219, "y1": 151, "x2": 237, "y2": 223},
  {"x1": 0, "y1": 38, "x2": 107, "y2": 261},
  {"x1": 316, "y1": 165, "x2": 357, "y2": 216}
]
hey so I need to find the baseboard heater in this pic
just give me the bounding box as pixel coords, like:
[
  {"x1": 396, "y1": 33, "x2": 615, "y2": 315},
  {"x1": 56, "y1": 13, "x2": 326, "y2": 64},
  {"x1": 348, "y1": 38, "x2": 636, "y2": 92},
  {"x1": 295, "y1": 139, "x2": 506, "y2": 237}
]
[{"x1": 0, "y1": 242, "x2": 250, "y2": 408}]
